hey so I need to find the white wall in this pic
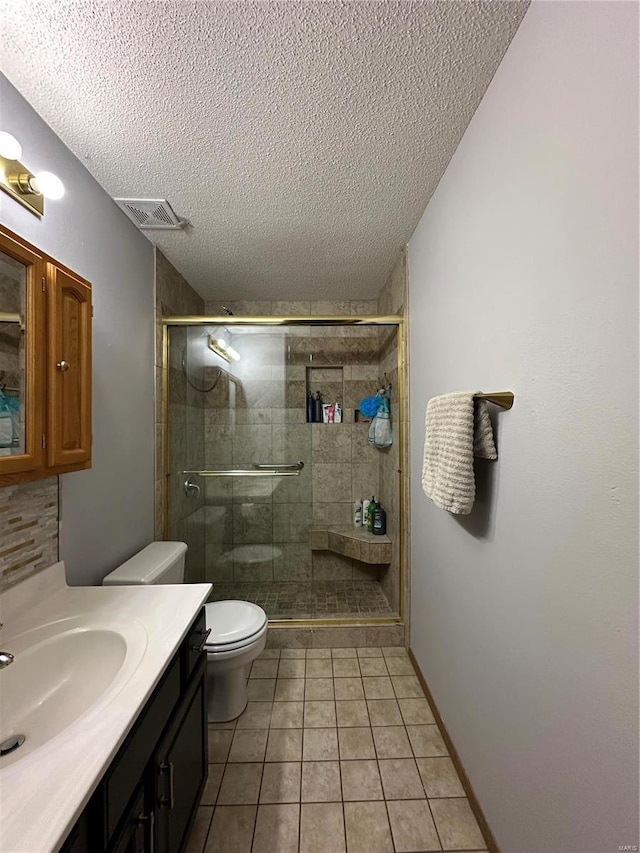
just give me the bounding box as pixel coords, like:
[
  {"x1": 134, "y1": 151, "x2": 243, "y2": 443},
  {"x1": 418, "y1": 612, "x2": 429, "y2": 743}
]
[
  {"x1": 0, "y1": 75, "x2": 155, "y2": 585},
  {"x1": 408, "y1": 4, "x2": 638, "y2": 852}
]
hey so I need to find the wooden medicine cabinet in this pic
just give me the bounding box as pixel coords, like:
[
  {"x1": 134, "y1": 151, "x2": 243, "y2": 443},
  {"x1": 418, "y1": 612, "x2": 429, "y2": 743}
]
[{"x1": 0, "y1": 225, "x2": 92, "y2": 484}]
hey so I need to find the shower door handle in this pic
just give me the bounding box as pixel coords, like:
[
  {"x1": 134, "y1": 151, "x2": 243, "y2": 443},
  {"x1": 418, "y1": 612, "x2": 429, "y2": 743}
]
[
  {"x1": 253, "y1": 461, "x2": 304, "y2": 471},
  {"x1": 184, "y1": 475, "x2": 201, "y2": 498}
]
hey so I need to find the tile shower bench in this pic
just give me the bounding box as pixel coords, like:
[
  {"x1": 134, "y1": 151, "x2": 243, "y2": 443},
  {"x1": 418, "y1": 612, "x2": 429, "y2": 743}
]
[{"x1": 309, "y1": 526, "x2": 392, "y2": 564}]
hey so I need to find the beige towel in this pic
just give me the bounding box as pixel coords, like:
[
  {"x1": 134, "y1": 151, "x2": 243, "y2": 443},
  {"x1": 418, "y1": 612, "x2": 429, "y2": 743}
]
[{"x1": 422, "y1": 391, "x2": 497, "y2": 515}]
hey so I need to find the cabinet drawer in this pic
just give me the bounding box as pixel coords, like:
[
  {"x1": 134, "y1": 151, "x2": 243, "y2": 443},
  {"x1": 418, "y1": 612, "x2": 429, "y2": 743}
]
[
  {"x1": 103, "y1": 655, "x2": 181, "y2": 843},
  {"x1": 183, "y1": 609, "x2": 207, "y2": 684}
]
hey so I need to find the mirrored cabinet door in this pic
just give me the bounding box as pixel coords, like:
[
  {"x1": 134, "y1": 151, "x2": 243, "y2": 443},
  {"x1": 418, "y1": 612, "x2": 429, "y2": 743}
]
[{"x1": 0, "y1": 230, "x2": 45, "y2": 476}]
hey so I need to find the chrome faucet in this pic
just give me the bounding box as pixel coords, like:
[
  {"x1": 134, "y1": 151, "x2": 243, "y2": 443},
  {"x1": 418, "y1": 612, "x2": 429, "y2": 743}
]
[{"x1": 0, "y1": 622, "x2": 14, "y2": 669}]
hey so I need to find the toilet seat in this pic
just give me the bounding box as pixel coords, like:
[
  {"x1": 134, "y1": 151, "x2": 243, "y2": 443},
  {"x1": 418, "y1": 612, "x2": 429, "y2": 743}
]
[{"x1": 204, "y1": 600, "x2": 267, "y2": 652}]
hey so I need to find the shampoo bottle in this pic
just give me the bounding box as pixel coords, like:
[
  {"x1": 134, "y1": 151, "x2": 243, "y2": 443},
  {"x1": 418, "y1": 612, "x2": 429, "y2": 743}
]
[
  {"x1": 367, "y1": 496, "x2": 376, "y2": 532},
  {"x1": 353, "y1": 500, "x2": 363, "y2": 527},
  {"x1": 373, "y1": 503, "x2": 386, "y2": 535},
  {"x1": 306, "y1": 391, "x2": 315, "y2": 423},
  {"x1": 362, "y1": 498, "x2": 371, "y2": 529},
  {"x1": 313, "y1": 391, "x2": 323, "y2": 423}
]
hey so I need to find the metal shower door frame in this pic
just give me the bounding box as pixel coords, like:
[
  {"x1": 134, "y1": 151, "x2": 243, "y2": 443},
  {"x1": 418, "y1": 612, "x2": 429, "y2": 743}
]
[{"x1": 161, "y1": 314, "x2": 406, "y2": 627}]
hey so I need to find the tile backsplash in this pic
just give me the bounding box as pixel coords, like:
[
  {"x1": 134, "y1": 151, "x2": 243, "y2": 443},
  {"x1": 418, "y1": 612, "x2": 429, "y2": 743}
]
[{"x1": 0, "y1": 476, "x2": 59, "y2": 591}]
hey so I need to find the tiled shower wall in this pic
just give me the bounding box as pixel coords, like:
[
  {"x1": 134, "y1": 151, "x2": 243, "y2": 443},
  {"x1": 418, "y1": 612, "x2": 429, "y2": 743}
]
[
  {"x1": 155, "y1": 250, "x2": 206, "y2": 582},
  {"x1": 198, "y1": 300, "x2": 404, "y2": 597}
]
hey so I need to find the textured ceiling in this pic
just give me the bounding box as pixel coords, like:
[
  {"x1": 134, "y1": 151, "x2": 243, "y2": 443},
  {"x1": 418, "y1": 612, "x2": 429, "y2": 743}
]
[{"x1": 0, "y1": 1, "x2": 527, "y2": 300}]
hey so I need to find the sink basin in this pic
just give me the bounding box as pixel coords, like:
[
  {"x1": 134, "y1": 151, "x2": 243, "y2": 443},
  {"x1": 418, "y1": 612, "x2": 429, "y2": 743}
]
[{"x1": 0, "y1": 617, "x2": 147, "y2": 767}]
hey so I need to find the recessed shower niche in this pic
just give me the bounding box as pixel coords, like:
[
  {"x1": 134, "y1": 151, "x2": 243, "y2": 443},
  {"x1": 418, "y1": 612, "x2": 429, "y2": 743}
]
[
  {"x1": 305, "y1": 366, "x2": 343, "y2": 422},
  {"x1": 163, "y1": 316, "x2": 404, "y2": 624}
]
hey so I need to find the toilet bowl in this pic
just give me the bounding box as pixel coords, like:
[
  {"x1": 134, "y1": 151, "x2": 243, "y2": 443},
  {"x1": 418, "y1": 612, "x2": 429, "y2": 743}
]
[
  {"x1": 204, "y1": 600, "x2": 268, "y2": 721},
  {"x1": 102, "y1": 541, "x2": 268, "y2": 723}
]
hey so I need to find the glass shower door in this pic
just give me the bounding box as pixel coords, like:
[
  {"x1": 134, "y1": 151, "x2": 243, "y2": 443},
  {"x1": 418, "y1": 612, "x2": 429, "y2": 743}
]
[{"x1": 168, "y1": 324, "x2": 312, "y2": 597}]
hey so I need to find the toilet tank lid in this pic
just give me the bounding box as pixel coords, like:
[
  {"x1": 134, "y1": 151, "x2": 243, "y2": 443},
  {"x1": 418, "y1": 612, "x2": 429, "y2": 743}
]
[{"x1": 104, "y1": 541, "x2": 187, "y2": 585}]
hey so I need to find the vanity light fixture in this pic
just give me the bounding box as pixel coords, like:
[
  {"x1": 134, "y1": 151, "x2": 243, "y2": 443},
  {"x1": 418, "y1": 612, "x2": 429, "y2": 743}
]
[
  {"x1": 0, "y1": 131, "x2": 65, "y2": 217},
  {"x1": 208, "y1": 335, "x2": 241, "y2": 363},
  {"x1": 0, "y1": 132, "x2": 22, "y2": 160}
]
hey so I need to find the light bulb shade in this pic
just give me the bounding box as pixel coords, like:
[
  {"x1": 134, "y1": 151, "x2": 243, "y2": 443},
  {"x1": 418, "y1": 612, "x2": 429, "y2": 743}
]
[
  {"x1": 31, "y1": 171, "x2": 65, "y2": 200},
  {"x1": 0, "y1": 132, "x2": 22, "y2": 160}
]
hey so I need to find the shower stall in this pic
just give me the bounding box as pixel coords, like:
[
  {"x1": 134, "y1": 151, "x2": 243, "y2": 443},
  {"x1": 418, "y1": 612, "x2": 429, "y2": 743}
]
[{"x1": 162, "y1": 315, "x2": 405, "y2": 625}]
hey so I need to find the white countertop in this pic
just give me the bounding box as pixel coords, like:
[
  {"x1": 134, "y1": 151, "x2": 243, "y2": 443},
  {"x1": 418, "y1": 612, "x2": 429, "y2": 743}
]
[{"x1": 0, "y1": 563, "x2": 211, "y2": 853}]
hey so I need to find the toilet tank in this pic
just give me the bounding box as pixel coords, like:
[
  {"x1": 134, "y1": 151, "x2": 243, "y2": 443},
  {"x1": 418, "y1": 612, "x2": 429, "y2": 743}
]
[{"x1": 102, "y1": 541, "x2": 188, "y2": 586}]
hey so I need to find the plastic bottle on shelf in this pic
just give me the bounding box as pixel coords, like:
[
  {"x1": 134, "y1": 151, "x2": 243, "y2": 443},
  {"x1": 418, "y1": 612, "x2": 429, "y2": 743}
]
[
  {"x1": 362, "y1": 498, "x2": 371, "y2": 529},
  {"x1": 353, "y1": 500, "x2": 363, "y2": 527},
  {"x1": 373, "y1": 503, "x2": 386, "y2": 535},
  {"x1": 367, "y1": 496, "x2": 376, "y2": 533}
]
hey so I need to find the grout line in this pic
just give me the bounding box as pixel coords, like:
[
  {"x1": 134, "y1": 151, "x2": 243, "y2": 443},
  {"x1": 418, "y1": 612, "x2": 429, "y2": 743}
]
[
  {"x1": 425, "y1": 793, "x2": 445, "y2": 852},
  {"x1": 382, "y1": 790, "x2": 396, "y2": 852},
  {"x1": 340, "y1": 739, "x2": 348, "y2": 853},
  {"x1": 297, "y1": 732, "x2": 303, "y2": 853},
  {"x1": 248, "y1": 768, "x2": 262, "y2": 853},
  {"x1": 198, "y1": 805, "x2": 215, "y2": 853}
]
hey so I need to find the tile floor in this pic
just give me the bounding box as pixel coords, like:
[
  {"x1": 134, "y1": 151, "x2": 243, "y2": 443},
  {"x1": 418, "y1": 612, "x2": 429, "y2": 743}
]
[
  {"x1": 185, "y1": 646, "x2": 487, "y2": 853},
  {"x1": 208, "y1": 581, "x2": 395, "y2": 620}
]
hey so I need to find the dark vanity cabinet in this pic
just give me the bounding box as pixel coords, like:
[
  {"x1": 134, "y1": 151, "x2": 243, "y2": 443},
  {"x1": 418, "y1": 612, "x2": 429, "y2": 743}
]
[
  {"x1": 155, "y1": 672, "x2": 208, "y2": 853},
  {"x1": 60, "y1": 609, "x2": 208, "y2": 853}
]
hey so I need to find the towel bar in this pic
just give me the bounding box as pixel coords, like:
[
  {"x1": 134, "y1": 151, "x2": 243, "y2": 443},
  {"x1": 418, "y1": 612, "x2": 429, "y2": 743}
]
[
  {"x1": 182, "y1": 468, "x2": 301, "y2": 478},
  {"x1": 253, "y1": 461, "x2": 304, "y2": 471},
  {"x1": 474, "y1": 392, "x2": 514, "y2": 410}
]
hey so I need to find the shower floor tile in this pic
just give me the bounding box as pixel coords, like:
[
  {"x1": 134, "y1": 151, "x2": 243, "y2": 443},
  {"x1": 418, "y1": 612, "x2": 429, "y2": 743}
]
[{"x1": 207, "y1": 580, "x2": 395, "y2": 620}]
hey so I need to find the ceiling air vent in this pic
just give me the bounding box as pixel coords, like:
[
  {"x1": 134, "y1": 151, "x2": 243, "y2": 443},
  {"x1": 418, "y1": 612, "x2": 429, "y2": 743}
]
[{"x1": 114, "y1": 198, "x2": 187, "y2": 230}]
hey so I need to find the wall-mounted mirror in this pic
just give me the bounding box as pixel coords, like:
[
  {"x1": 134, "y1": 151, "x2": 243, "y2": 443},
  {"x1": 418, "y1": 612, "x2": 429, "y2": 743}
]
[
  {"x1": 0, "y1": 251, "x2": 26, "y2": 456},
  {"x1": 0, "y1": 228, "x2": 45, "y2": 480}
]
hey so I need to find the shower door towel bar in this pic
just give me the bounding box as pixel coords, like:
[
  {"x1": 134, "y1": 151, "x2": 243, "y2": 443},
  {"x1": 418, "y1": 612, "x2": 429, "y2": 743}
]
[
  {"x1": 473, "y1": 392, "x2": 514, "y2": 410},
  {"x1": 182, "y1": 461, "x2": 304, "y2": 478},
  {"x1": 253, "y1": 461, "x2": 304, "y2": 471}
]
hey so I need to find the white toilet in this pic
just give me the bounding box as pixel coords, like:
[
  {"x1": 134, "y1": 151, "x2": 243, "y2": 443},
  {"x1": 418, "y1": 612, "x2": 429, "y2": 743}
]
[{"x1": 102, "y1": 541, "x2": 268, "y2": 722}]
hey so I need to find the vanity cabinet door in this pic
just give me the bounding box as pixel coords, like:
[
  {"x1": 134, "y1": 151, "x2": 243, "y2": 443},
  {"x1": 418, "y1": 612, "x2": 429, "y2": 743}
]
[
  {"x1": 155, "y1": 660, "x2": 207, "y2": 853},
  {"x1": 110, "y1": 785, "x2": 153, "y2": 853},
  {"x1": 59, "y1": 807, "x2": 92, "y2": 853},
  {"x1": 46, "y1": 262, "x2": 92, "y2": 468}
]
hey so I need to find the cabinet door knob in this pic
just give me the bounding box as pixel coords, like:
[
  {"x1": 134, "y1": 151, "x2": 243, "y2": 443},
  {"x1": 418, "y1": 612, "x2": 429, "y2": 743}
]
[{"x1": 56, "y1": 360, "x2": 70, "y2": 372}]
